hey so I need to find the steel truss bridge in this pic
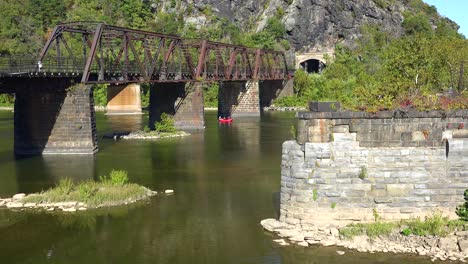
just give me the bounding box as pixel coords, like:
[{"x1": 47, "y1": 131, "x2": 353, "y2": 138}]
[{"x1": 0, "y1": 22, "x2": 289, "y2": 84}]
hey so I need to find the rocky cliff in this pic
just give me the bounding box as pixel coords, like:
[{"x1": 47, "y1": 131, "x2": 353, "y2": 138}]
[{"x1": 151, "y1": 0, "x2": 457, "y2": 54}]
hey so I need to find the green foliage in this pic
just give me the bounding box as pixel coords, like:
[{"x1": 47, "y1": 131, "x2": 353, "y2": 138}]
[
  {"x1": 401, "y1": 228, "x2": 412, "y2": 236},
  {"x1": 57, "y1": 178, "x2": 74, "y2": 195},
  {"x1": 143, "y1": 125, "x2": 151, "y2": 133},
  {"x1": 456, "y1": 189, "x2": 468, "y2": 221},
  {"x1": 285, "y1": 24, "x2": 467, "y2": 111},
  {"x1": 402, "y1": 13, "x2": 432, "y2": 35},
  {"x1": 153, "y1": 12, "x2": 183, "y2": 35},
  {"x1": 340, "y1": 222, "x2": 396, "y2": 239},
  {"x1": 0, "y1": 94, "x2": 14, "y2": 106},
  {"x1": 358, "y1": 166, "x2": 368, "y2": 180},
  {"x1": 402, "y1": 214, "x2": 460, "y2": 237},
  {"x1": 272, "y1": 95, "x2": 306, "y2": 107},
  {"x1": 22, "y1": 170, "x2": 150, "y2": 207},
  {"x1": 155, "y1": 113, "x2": 176, "y2": 133},
  {"x1": 77, "y1": 181, "x2": 97, "y2": 200},
  {"x1": 203, "y1": 82, "x2": 219, "y2": 108},
  {"x1": 372, "y1": 208, "x2": 380, "y2": 222},
  {"x1": 312, "y1": 189, "x2": 318, "y2": 201},
  {"x1": 141, "y1": 83, "x2": 150, "y2": 107},
  {"x1": 100, "y1": 170, "x2": 129, "y2": 186},
  {"x1": 93, "y1": 84, "x2": 107, "y2": 106},
  {"x1": 289, "y1": 125, "x2": 296, "y2": 139},
  {"x1": 331, "y1": 202, "x2": 337, "y2": 209}
]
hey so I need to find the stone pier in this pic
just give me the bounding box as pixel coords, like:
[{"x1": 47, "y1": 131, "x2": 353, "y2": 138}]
[
  {"x1": 259, "y1": 80, "x2": 293, "y2": 109},
  {"x1": 218, "y1": 81, "x2": 260, "y2": 117},
  {"x1": 149, "y1": 82, "x2": 205, "y2": 130},
  {"x1": 281, "y1": 110, "x2": 468, "y2": 224},
  {"x1": 14, "y1": 80, "x2": 98, "y2": 155},
  {"x1": 106, "y1": 83, "x2": 142, "y2": 115}
]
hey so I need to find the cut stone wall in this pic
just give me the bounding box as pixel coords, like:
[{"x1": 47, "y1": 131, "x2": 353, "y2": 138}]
[
  {"x1": 14, "y1": 80, "x2": 98, "y2": 155},
  {"x1": 281, "y1": 110, "x2": 468, "y2": 224},
  {"x1": 218, "y1": 81, "x2": 260, "y2": 117}
]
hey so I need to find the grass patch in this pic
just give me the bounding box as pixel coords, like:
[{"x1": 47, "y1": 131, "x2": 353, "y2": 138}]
[
  {"x1": 340, "y1": 213, "x2": 467, "y2": 239},
  {"x1": 401, "y1": 214, "x2": 465, "y2": 237},
  {"x1": 340, "y1": 222, "x2": 397, "y2": 239},
  {"x1": 22, "y1": 170, "x2": 152, "y2": 208}
]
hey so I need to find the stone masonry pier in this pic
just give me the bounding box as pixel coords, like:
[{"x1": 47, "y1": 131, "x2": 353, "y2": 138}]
[
  {"x1": 149, "y1": 82, "x2": 205, "y2": 130},
  {"x1": 281, "y1": 110, "x2": 468, "y2": 225},
  {"x1": 14, "y1": 79, "x2": 98, "y2": 155}
]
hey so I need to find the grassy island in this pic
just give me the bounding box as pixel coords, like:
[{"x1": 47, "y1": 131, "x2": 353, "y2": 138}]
[
  {"x1": 122, "y1": 113, "x2": 189, "y2": 140},
  {"x1": 18, "y1": 170, "x2": 156, "y2": 209}
]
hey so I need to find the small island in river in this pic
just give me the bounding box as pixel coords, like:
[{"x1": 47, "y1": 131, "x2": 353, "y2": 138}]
[
  {"x1": 0, "y1": 170, "x2": 162, "y2": 212},
  {"x1": 121, "y1": 113, "x2": 190, "y2": 140}
]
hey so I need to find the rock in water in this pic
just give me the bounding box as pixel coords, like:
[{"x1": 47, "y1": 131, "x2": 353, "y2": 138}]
[
  {"x1": 12, "y1": 193, "x2": 26, "y2": 200},
  {"x1": 165, "y1": 190, "x2": 174, "y2": 194}
]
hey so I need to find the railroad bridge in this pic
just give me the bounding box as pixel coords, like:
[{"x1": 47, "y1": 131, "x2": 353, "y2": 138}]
[{"x1": 0, "y1": 22, "x2": 291, "y2": 155}]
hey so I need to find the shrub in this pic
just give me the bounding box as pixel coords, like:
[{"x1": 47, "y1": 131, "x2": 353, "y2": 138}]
[
  {"x1": 402, "y1": 214, "x2": 454, "y2": 237},
  {"x1": 100, "y1": 170, "x2": 129, "y2": 186},
  {"x1": 155, "y1": 113, "x2": 176, "y2": 133},
  {"x1": 456, "y1": 189, "x2": 468, "y2": 220},
  {"x1": 340, "y1": 222, "x2": 396, "y2": 239}
]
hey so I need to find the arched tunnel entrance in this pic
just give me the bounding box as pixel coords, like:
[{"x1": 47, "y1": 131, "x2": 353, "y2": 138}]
[{"x1": 299, "y1": 59, "x2": 326, "y2": 73}]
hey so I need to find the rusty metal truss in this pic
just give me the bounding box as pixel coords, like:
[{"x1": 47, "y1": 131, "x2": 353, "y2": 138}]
[{"x1": 25, "y1": 22, "x2": 289, "y2": 84}]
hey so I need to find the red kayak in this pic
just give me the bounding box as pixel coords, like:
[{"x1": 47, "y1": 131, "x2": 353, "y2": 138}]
[{"x1": 218, "y1": 118, "x2": 233, "y2": 123}]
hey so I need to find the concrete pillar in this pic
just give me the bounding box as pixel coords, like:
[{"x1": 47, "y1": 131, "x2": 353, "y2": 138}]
[
  {"x1": 106, "y1": 83, "x2": 142, "y2": 114},
  {"x1": 218, "y1": 81, "x2": 260, "y2": 117},
  {"x1": 14, "y1": 80, "x2": 98, "y2": 155},
  {"x1": 149, "y1": 82, "x2": 205, "y2": 130}
]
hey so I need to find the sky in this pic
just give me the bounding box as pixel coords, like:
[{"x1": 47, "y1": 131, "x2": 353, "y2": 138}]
[{"x1": 423, "y1": 0, "x2": 468, "y2": 37}]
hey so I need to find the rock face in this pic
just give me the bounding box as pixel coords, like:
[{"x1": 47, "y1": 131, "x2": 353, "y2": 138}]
[{"x1": 152, "y1": 0, "x2": 455, "y2": 53}]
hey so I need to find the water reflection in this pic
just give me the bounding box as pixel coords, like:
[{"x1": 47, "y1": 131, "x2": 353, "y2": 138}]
[
  {"x1": 13, "y1": 155, "x2": 95, "y2": 194},
  {"x1": 105, "y1": 114, "x2": 143, "y2": 133}
]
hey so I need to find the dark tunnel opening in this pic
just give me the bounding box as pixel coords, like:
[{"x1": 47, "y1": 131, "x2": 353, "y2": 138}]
[{"x1": 299, "y1": 59, "x2": 326, "y2": 73}]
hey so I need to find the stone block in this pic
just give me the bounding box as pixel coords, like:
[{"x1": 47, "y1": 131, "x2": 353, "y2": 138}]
[
  {"x1": 305, "y1": 142, "x2": 331, "y2": 159},
  {"x1": 386, "y1": 184, "x2": 413, "y2": 197},
  {"x1": 333, "y1": 133, "x2": 357, "y2": 142},
  {"x1": 374, "y1": 197, "x2": 393, "y2": 204}
]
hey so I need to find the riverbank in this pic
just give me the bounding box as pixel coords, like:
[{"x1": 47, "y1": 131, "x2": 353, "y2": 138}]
[{"x1": 261, "y1": 218, "x2": 468, "y2": 262}]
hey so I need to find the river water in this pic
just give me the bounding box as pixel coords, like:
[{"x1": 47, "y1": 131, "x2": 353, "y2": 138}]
[{"x1": 0, "y1": 110, "x2": 433, "y2": 263}]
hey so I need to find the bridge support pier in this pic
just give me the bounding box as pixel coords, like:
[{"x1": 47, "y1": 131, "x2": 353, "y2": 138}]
[
  {"x1": 106, "y1": 83, "x2": 142, "y2": 115},
  {"x1": 259, "y1": 80, "x2": 294, "y2": 109},
  {"x1": 149, "y1": 82, "x2": 205, "y2": 130},
  {"x1": 14, "y1": 80, "x2": 98, "y2": 155},
  {"x1": 218, "y1": 81, "x2": 260, "y2": 117}
]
